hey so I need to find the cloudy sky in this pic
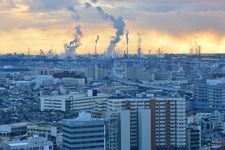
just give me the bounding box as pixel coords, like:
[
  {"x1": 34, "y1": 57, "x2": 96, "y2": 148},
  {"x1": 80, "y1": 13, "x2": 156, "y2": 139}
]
[{"x1": 0, "y1": 0, "x2": 225, "y2": 54}]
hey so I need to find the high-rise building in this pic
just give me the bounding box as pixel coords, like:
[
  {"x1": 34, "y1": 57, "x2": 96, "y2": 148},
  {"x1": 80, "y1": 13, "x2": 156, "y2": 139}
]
[
  {"x1": 107, "y1": 98, "x2": 151, "y2": 150},
  {"x1": 107, "y1": 97, "x2": 186, "y2": 150},
  {"x1": 105, "y1": 112, "x2": 120, "y2": 150},
  {"x1": 150, "y1": 98, "x2": 186, "y2": 150},
  {"x1": 187, "y1": 124, "x2": 201, "y2": 150},
  {"x1": 61, "y1": 112, "x2": 106, "y2": 150},
  {"x1": 194, "y1": 78, "x2": 225, "y2": 111},
  {"x1": 138, "y1": 109, "x2": 151, "y2": 150},
  {"x1": 194, "y1": 79, "x2": 210, "y2": 111},
  {"x1": 105, "y1": 110, "x2": 130, "y2": 150}
]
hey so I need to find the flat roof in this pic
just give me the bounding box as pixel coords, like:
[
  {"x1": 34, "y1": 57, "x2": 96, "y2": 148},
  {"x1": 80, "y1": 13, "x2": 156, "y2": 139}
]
[
  {"x1": 9, "y1": 142, "x2": 29, "y2": 147},
  {"x1": 41, "y1": 93, "x2": 108, "y2": 100},
  {"x1": 62, "y1": 112, "x2": 104, "y2": 125},
  {"x1": 108, "y1": 97, "x2": 185, "y2": 101},
  {"x1": 0, "y1": 122, "x2": 27, "y2": 133}
]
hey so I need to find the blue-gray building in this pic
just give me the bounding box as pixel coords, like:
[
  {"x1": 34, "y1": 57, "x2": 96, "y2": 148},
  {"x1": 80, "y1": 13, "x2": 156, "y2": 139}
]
[
  {"x1": 194, "y1": 78, "x2": 225, "y2": 111},
  {"x1": 62, "y1": 112, "x2": 106, "y2": 150}
]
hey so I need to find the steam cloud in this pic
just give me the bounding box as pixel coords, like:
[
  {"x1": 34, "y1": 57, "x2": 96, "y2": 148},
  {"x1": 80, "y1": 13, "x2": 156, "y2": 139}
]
[
  {"x1": 70, "y1": 25, "x2": 83, "y2": 49},
  {"x1": 85, "y1": 2, "x2": 126, "y2": 56},
  {"x1": 95, "y1": 35, "x2": 100, "y2": 45}
]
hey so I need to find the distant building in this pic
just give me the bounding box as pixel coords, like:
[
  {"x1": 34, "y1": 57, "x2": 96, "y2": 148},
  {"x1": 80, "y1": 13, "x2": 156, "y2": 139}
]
[
  {"x1": 84, "y1": 63, "x2": 112, "y2": 81},
  {"x1": 187, "y1": 124, "x2": 201, "y2": 150},
  {"x1": 92, "y1": 98, "x2": 108, "y2": 118},
  {"x1": 40, "y1": 93, "x2": 108, "y2": 112},
  {"x1": 27, "y1": 123, "x2": 62, "y2": 149},
  {"x1": 125, "y1": 65, "x2": 154, "y2": 81},
  {"x1": 61, "y1": 112, "x2": 106, "y2": 150},
  {"x1": 0, "y1": 122, "x2": 27, "y2": 141},
  {"x1": 0, "y1": 136, "x2": 53, "y2": 150},
  {"x1": 194, "y1": 78, "x2": 225, "y2": 111},
  {"x1": 53, "y1": 71, "x2": 86, "y2": 86},
  {"x1": 125, "y1": 65, "x2": 171, "y2": 82}
]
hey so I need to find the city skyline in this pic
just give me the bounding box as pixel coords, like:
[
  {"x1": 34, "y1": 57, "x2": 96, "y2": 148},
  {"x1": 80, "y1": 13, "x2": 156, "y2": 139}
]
[{"x1": 1, "y1": 0, "x2": 225, "y2": 54}]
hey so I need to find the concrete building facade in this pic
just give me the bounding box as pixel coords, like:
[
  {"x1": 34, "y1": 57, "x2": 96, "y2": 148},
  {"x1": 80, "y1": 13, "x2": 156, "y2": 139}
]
[
  {"x1": 0, "y1": 136, "x2": 53, "y2": 150},
  {"x1": 150, "y1": 98, "x2": 186, "y2": 150},
  {"x1": 62, "y1": 112, "x2": 106, "y2": 150},
  {"x1": 40, "y1": 94, "x2": 107, "y2": 112}
]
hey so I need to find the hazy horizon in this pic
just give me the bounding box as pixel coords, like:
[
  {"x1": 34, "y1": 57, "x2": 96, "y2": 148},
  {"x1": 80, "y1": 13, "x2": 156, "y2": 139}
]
[{"x1": 1, "y1": 0, "x2": 225, "y2": 54}]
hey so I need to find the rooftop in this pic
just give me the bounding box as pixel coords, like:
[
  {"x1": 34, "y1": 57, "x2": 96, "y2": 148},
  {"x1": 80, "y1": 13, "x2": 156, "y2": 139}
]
[
  {"x1": 41, "y1": 93, "x2": 108, "y2": 100},
  {"x1": 0, "y1": 122, "x2": 27, "y2": 133},
  {"x1": 61, "y1": 112, "x2": 104, "y2": 125},
  {"x1": 108, "y1": 97, "x2": 185, "y2": 101}
]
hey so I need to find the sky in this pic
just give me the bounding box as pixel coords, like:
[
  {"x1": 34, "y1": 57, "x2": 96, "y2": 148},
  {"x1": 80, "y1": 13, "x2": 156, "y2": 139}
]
[{"x1": 0, "y1": 0, "x2": 225, "y2": 55}]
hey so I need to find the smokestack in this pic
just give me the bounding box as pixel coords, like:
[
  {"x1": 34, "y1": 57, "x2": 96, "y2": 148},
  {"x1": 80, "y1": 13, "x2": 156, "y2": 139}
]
[
  {"x1": 95, "y1": 35, "x2": 100, "y2": 55},
  {"x1": 137, "y1": 33, "x2": 142, "y2": 57},
  {"x1": 85, "y1": 2, "x2": 126, "y2": 57},
  {"x1": 198, "y1": 46, "x2": 201, "y2": 55},
  {"x1": 126, "y1": 31, "x2": 129, "y2": 55}
]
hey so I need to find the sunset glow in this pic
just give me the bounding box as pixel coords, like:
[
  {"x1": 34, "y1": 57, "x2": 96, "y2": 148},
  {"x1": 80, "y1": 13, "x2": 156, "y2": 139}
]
[{"x1": 1, "y1": 0, "x2": 225, "y2": 54}]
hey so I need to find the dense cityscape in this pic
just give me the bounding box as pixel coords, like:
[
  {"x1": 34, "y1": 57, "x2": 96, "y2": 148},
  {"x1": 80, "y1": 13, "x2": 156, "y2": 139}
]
[
  {"x1": 1, "y1": 0, "x2": 225, "y2": 150},
  {"x1": 0, "y1": 53, "x2": 225, "y2": 149}
]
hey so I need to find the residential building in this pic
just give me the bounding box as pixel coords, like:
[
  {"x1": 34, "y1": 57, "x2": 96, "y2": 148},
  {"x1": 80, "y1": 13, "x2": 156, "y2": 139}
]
[
  {"x1": 0, "y1": 122, "x2": 27, "y2": 141},
  {"x1": 62, "y1": 112, "x2": 106, "y2": 150},
  {"x1": 0, "y1": 136, "x2": 53, "y2": 150},
  {"x1": 187, "y1": 124, "x2": 201, "y2": 150},
  {"x1": 107, "y1": 97, "x2": 186, "y2": 150},
  {"x1": 149, "y1": 98, "x2": 186, "y2": 150},
  {"x1": 27, "y1": 123, "x2": 62, "y2": 149},
  {"x1": 40, "y1": 93, "x2": 108, "y2": 112}
]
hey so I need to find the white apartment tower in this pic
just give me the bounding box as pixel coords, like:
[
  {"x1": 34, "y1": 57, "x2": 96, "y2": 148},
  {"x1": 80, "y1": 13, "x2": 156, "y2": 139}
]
[
  {"x1": 107, "y1": 98, "x2": 151, "y2": 150},
  {"x1": 107, "y1": 97, "x2": 186, "y2": 150}
]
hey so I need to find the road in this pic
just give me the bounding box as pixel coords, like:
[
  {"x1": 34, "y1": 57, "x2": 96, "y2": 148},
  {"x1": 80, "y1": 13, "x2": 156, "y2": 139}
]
[{"x1": 110, "y1": 75, "x2": 192, "y2": 94}]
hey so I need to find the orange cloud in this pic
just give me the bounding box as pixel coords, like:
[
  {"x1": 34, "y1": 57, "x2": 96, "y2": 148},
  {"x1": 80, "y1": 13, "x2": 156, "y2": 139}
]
[{"x1": 1, "y1": 27, "x2": 225, "y2": 55}]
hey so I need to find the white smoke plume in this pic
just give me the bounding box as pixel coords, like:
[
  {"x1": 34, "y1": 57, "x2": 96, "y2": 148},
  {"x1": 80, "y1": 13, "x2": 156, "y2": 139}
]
[{"x1": 84, "y1": 1, "x2": 126, "y2": 56}]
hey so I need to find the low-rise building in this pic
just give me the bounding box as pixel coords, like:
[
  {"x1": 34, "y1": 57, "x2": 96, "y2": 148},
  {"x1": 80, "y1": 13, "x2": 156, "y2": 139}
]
[
  {"x1": 0, "y1": 122, "x2": 27, "y2": 141},
  {"x1": 40, "y1": 93, "x2": 108, "y2": 112},
  {"x1": 27, "y1": 123, "x2": 62, "y2": 149},
  {"x1": 61, "y1": 112, "x2": 106, "y2": 150},
  {"x1": 0, "y1": 136, "x2": 53, "y2": 150}
]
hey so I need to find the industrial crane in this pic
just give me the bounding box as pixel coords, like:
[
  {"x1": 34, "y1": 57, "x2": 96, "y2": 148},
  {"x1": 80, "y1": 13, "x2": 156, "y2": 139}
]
[{"x1": 40, "y1": 49, "x2": 45, "y2": 56}]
